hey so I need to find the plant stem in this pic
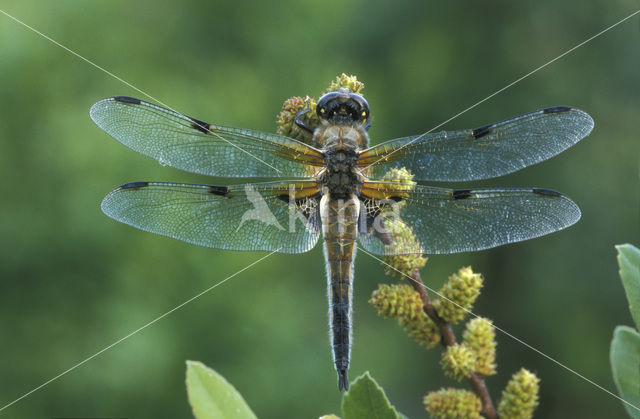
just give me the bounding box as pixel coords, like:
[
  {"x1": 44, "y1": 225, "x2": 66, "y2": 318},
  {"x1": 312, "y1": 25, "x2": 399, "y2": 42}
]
[{"x1": 409, "y1": 270, "x2": 498, "y2": 419}]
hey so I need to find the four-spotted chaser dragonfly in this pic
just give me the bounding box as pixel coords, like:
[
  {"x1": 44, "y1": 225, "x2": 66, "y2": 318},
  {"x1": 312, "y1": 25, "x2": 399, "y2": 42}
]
[{"x1": 90, "y1": 89, "x2": 593, "y2": 390}]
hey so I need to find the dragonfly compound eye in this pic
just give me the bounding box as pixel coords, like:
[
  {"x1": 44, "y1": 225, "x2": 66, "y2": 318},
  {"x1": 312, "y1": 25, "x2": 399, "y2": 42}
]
[{"x1": 317, "y1": 91, "x2": 370, "y2": 125}]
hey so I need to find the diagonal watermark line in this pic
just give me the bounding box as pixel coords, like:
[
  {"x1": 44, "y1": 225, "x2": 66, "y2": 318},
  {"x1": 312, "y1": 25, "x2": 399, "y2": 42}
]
[
  {"x1": 358, "y1": 246, "x2": 640, "y2": 413},
  {"x1": 0, "y1": 250, "x2": 279, "y2": 413},
  {"x1": 0, "y1": 8, "x2": 282, "y2": 176},
  {"x1": 363, "y1": 9, "x2": 640, "y2": 171}
]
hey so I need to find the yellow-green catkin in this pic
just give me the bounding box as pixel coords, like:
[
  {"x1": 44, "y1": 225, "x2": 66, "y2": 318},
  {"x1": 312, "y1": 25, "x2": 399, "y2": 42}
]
[
  {"x1": 369, "y1": 283, "x2": 440, "y2": 348},
  {"x1": 322, "y1": 73, "x2": 364, "y2": 95},
  {"x1": 463, "y1": 317, "x2": 497, "y2": 375},
  {"x1": 424, "y1": 388, "x2": 482, "y2": 419},
  {"x1": 440, "y1": 343, "x2": 477, "y2": 381},
  {"x1": 381, "y1": 218, "x2": 428, "y2": 277},
  {"x1": 433, "y1": 267, "x2": 483, "y2": 324},
  {"x1": 275, "y1": 95, "x2": 318, "y2": 142},
  {"x1": 381, "y1": 167, "x2": 416, "y2": 197},
  {"x1": 380, "y1": 168, "x2": 427, "y2": 277},
  {"x1": 497, "y1": 368, "x2": 540, "y2": 419}
]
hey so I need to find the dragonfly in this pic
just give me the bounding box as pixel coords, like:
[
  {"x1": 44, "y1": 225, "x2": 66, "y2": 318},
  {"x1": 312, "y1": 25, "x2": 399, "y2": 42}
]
[{"x1": 90, "y1": 89, "x2": 593, "y2": 391}]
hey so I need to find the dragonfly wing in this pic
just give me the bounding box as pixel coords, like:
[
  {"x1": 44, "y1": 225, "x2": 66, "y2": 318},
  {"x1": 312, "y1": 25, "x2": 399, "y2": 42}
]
[
  {"x1": 359, "y1": 107, "x2": 593, "y2": 181},
  {"x1": 101, "y1": 180, "x2": 322, "y2": 254},
  {"x1": 90, "y1": 97, "x2": 324, "y2": 178},
  {"x1": 358, "y1": 182, "x2": 581, "y2": 255}
]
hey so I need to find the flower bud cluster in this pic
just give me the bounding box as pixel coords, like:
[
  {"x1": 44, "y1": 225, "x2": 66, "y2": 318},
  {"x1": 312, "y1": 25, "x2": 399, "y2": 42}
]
[
  {"x1": 380, "y1": 168, "x2": 427, "y2": 277},
  {"x1": 275, "y1": 95, "x2": 317, "y2": 142},
  {"x1": 463, "y1": 318, "x2": 497, "y2": 375},
  {"x1": 424, "y1": 388, "x2": 482, "y2": 419},
  {"x1": 322, "y1": 73, "x2": 364, "y2": 95},
  {"x1": 498, "y1": 368, "x2": 540, "y2": 419},
  {"x1": 381, "y1": 218, "x2": 428, "y2": 278},
  {"x1": 433, "y1": 267, "x2": 483, "y2": 324},
  {"x1": 440, "y1": 343, "x2": 477, "y2": 381},
  {"x1": 369, "y1": 284, "x2": 440, "y2": 348}
]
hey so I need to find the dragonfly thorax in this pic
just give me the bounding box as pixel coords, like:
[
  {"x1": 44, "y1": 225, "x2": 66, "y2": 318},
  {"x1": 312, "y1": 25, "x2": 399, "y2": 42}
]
[
  {"x1": 315, "y1": 124, "x2": 368, "y2": 198},
  {"x1": 319, "y1": 145, "x2": 362, "y2": 198},
  {"x1": 312, "y1": 123, "x2": 370, "y2": 149}
]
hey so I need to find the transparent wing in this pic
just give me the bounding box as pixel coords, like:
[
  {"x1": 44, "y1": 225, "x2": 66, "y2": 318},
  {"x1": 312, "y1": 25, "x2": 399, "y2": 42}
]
[
  {"x1": 359, "y1": 107, "x2": 593, "y2": 181},
  {"x1": 358, "y1": 182, "x2": 581, "y2": 255},
  {"x1": 90, "y1": 97, "x2": 324, "y2": 178},
  {"x1": 101, "y1": 180, "x2": 322, "y2": 254}
]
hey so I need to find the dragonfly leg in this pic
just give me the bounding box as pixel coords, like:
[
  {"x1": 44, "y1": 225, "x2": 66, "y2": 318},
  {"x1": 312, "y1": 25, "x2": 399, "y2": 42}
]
[{"x1": 294, "y1": 102, "x2": 314, "y2": 134}]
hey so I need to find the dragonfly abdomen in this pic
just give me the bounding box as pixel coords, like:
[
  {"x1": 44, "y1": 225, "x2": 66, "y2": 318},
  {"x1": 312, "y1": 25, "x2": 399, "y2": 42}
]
[{"x1": 320, "y1": 195, "x2": 360, "y2": 391}]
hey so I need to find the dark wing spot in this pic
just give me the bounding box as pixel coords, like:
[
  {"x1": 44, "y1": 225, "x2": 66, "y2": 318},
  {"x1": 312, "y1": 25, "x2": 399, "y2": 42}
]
[
  {"x1": 277, "y1": 190, "x2": 322, "y2": 203},
  {"x1": 357, "y1": 197, "x2": 394, "y2": 245},
  {"x1": 207, "y1": 185, "x2": 229, "y2": 196},
  {"x1": 471, "y1": 124, "x2": 492, "y2": 139},
  {"x1": 278, "y1": 196, "x2": 320, "y2": 232},
  {"x1": 532, "y1": 188, "x2": 562, "y2": 197},
  {"x1": 452, "y1": 189, "x2": 472, "y2": 200},
  {"x1": 113, "y1": 96, "x2": 141, "y2": 104},
  {"x1": 120, "y1": 181, "x2": 149, "y2": 190},
  {"x1": 299, "y1": 198, "x2": 319, "y2": 222},
  {"x1": 277, "y1": 194, "x2": 290, "y2": 203},
  {"x1": 191, "y1": 118, "x2": 211, "y2": 134},
  {"x1": 543, "y1": 106, "x2": 572, "y2": 114},
  {"x1": 359, "y1": 198, "x2": 380, "y2": 231}
]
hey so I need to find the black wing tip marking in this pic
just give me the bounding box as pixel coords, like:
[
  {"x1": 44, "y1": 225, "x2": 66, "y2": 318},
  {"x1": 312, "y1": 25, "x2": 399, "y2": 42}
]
[
  {"x1": 472, "y1": 105, "x2": 586, "y2": 139},
  {"x1": 452, "y1": 189, "x2": 473, "y2": 200},
  {"x1": 120, "y1": 181, "x2": 149, "y2": 190},
  {"x1": 532, "y1": 188, "x2": 563, "y2": 197},
  {"x1": 190, "y1": 117, "x2": 211, "y2": 134},
  {"x1": 543, "y1": 106, "x2": 572, "y2": 114},
  {"x1": 113, "y1": 96, "x2": 142, "y2": 105},
  {"x1": 541, "y1": 106, "x2": 594, "y2": 136}
]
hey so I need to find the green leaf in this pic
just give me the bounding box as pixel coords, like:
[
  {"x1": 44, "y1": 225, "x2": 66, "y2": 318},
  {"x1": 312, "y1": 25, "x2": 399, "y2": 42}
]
[
  {"x1": 617, "y1": 244, "x2": 640, "y2": 329},
  {"x1": 342, "y1": 372, "x2": 399, "y2": 419},
  {"x1": 185, "y1": 360, "x2": 257, "y2": 419},
  {"x1": 611, "y1": 326, "x2": 640, "y2": 418}
]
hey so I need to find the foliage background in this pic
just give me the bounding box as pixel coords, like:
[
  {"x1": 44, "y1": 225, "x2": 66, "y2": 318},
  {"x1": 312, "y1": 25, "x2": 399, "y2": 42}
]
[{"x1": 0, "y1": 1, "x2": 638, "y2": 417}]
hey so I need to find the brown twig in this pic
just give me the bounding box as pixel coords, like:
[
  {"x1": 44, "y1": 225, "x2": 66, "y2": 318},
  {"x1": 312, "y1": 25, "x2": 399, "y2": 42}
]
[{"x1": 409, "y1": 270, "x2": 498, "y2": 419}]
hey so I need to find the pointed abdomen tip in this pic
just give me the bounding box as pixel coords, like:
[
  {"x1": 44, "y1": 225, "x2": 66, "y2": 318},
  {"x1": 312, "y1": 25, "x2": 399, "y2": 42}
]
[{"x1": 337, "y1": 369, "x2": 349, "y2": 391}]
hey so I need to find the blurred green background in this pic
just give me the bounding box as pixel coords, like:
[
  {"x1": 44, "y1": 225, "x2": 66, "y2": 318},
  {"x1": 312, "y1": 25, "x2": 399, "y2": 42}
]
[{"x1": 1, "y1": 1, "x2": 638, "y2": 417}]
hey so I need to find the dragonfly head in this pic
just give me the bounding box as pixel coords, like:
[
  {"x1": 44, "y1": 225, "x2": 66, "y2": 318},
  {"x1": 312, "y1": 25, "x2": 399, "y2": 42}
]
[{"x1": 317, "y1": 88, "x2": 369, "y2": 128}]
